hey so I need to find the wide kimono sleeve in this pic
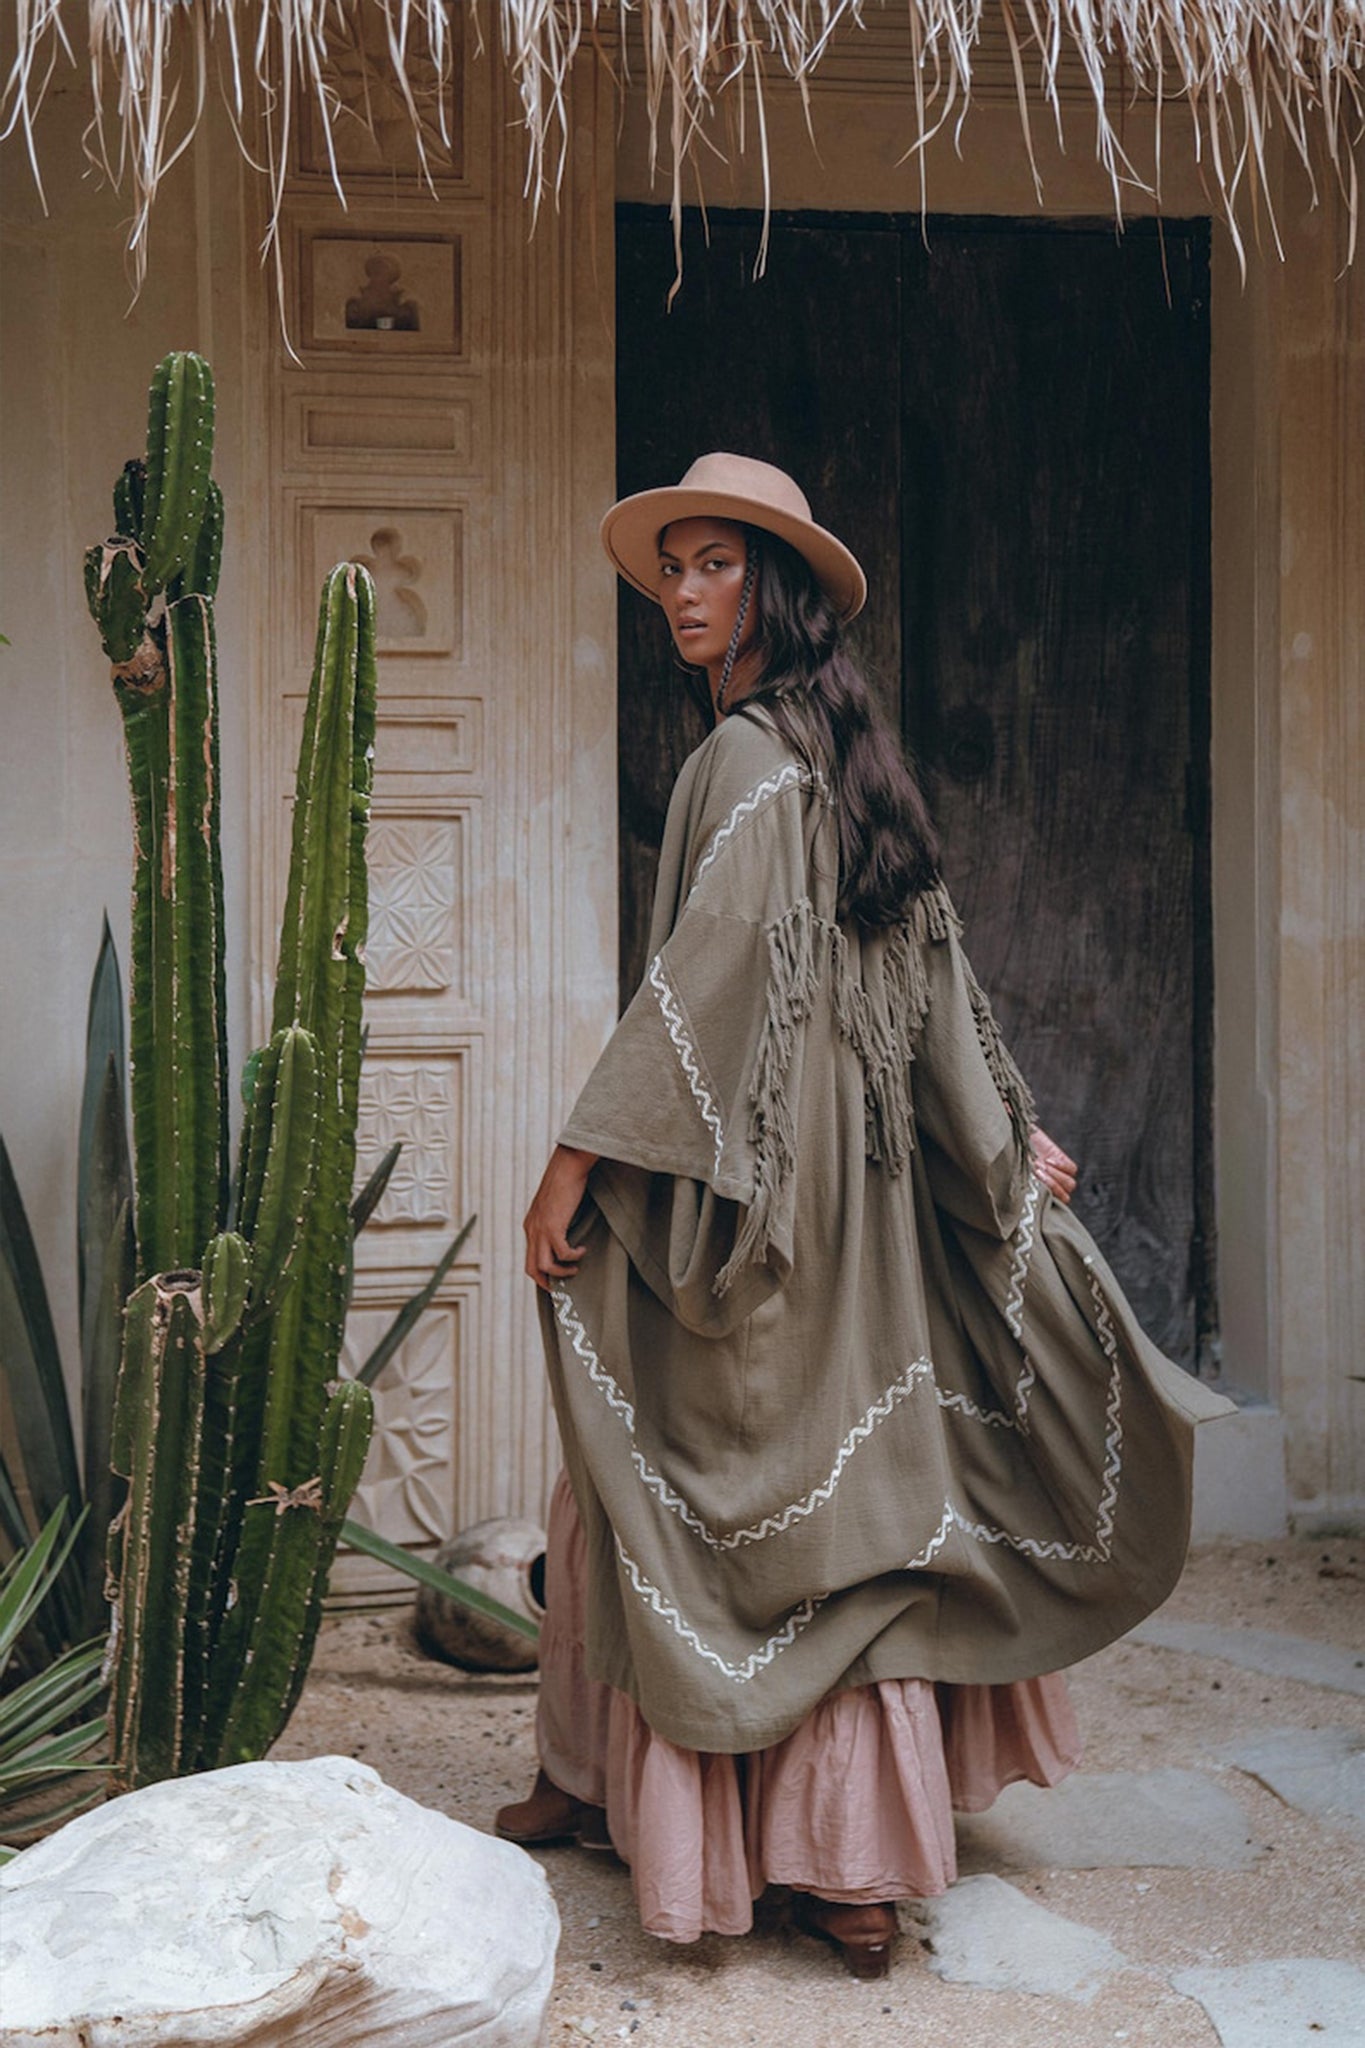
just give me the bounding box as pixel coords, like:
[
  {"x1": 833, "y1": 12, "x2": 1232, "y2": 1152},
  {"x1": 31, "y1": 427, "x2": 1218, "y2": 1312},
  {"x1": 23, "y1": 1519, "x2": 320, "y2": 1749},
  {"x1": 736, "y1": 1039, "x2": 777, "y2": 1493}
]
[
  {"x1": 909, "y1": 896, "x2": 1040, "y2": 1241},
  {"x1": 558, "y1": 714, "x2": 830, "y2": 1334}
]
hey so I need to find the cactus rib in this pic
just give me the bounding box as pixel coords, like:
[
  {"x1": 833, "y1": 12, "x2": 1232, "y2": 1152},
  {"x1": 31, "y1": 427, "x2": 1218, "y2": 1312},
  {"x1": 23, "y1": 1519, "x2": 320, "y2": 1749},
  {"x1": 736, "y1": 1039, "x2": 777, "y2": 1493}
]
[
  {"x1": 259, "y1": 565, "x2": 377, "y2": 1490},
  {"x1": 141, "y1": 353, "x2": 215, "y2": 594},
  {"x1": 212, "y1": 1381, "x2": 372, "y2": 1768},
  {"x1": 107, "y1": 1274, "x2": 206, "y2": 1791}
]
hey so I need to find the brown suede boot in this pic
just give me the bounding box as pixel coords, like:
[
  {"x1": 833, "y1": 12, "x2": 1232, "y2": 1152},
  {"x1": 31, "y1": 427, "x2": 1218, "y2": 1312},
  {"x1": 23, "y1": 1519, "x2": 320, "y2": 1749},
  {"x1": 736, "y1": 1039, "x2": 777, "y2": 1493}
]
[{"x1": 495, "y1": 1769, "x2": 609, "y2": 1850}]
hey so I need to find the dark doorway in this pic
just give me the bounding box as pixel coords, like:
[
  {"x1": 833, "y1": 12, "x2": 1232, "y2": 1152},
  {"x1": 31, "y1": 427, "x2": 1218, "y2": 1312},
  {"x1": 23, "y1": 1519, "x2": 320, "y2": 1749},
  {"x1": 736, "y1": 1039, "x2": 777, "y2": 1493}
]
[{"x1": 615, "y1": 208, "x2": 1215, "y2": 1372}]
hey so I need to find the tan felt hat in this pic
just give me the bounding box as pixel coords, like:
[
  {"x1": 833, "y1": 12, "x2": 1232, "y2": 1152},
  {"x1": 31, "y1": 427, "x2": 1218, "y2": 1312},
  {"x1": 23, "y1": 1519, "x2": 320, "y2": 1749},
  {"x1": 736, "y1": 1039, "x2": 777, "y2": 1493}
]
[{"x1": 600, "y1": 452, "x2": 867, "y2": 622}]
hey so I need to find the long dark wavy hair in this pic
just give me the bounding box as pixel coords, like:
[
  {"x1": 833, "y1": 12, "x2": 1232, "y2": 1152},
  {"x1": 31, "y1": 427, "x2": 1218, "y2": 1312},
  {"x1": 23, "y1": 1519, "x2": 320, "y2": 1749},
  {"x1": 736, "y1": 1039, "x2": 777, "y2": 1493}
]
[{"x1": 683, "y1": 526, "x2": 940, "y2": 929}]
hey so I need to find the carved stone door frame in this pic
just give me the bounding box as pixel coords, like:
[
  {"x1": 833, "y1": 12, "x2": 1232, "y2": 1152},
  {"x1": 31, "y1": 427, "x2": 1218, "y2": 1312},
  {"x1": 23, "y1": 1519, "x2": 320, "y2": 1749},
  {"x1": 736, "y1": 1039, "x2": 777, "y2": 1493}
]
[{"x1": 242, "y1": 44, "x2": 618, "y2": 1589}]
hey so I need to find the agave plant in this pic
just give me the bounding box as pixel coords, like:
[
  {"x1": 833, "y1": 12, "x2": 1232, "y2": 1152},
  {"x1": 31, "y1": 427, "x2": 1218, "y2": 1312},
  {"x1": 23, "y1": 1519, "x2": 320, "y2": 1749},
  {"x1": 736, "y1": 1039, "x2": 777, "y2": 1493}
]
[
  {"x1": 0, "y1": 1505, "x2": 106, "y2": 1862},
  {"x1": 0, "y1": 922, "x2": 133, "y2": 1659}
]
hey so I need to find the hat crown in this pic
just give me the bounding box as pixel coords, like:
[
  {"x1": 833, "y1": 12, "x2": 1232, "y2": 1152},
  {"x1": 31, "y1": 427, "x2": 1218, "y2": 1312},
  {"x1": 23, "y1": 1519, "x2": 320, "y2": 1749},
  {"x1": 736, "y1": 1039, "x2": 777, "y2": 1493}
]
[{"x1": 674, "y1": 452, "x2": 813, "y2": 525}]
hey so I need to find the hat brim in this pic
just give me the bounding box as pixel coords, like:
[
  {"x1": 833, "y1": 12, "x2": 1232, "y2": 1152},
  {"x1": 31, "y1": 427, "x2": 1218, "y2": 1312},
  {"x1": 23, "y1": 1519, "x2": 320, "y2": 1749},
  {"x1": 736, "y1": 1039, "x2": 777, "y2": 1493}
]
[{"x1": 601, "y1": 485, "x2": 867, "y2": 623}]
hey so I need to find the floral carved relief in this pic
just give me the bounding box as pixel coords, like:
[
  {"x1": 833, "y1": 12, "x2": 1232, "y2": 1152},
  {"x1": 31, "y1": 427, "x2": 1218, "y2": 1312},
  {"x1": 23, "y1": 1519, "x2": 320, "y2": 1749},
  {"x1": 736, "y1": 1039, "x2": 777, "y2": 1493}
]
[
  {"x1": 366, "y1": 817, "x2": 460, "y2": 994},
  {"x1": 355, "y1": 1058, "x2": 460, "y2": 1227},
  {"x1": 342, "y1": 1306, "x2": 458, "y2": 1546}
]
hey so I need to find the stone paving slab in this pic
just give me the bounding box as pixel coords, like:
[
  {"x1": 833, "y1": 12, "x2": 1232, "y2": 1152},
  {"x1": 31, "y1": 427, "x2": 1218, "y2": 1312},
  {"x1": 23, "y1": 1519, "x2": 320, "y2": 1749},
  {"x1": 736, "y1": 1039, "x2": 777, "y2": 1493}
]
[
  {"x1": 1170, "y1": 1959, "x2": 1365, "y2": 2047},
  {"x1": 1219, "y1": 1726, "x2": 1365, "y2": 1845},
  {"x1": 956, "y1": 1768, "x2": 1265, "y2": 1873},
  {"x1": 913, "y1": 1873, "x2": 1127, "y2": 2002},
  {"x1": 1130, "y1": 1617, "x2": 1365, "y2": 1696}
]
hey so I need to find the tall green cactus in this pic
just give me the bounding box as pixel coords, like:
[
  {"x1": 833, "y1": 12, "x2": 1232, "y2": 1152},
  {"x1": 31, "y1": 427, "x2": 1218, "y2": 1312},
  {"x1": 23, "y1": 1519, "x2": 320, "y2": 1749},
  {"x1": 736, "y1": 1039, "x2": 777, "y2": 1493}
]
[
  {"x1": 85, "y1": 354, "x2": 229, "y2": 1280},
  {"x1": 90, "y1": 354, "x2": 378, "y2": 1793}
]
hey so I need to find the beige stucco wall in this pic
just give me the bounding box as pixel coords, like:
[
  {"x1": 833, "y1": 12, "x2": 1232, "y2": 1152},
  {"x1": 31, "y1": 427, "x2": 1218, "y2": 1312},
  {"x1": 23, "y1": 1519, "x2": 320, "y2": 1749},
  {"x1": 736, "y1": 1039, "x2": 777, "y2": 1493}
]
[{"x1": 0, "y1": 82, "x2": 253, "y2": 1402}]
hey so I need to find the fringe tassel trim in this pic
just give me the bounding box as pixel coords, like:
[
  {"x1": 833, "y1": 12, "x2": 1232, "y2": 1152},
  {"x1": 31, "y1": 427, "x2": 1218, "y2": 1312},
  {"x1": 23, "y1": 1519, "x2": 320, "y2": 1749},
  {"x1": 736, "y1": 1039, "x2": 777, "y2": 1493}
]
[
  {"x1": 913, "y1": 876, "x2": 1036, "y2": 1148},
  {"x1": 961, "y1": 957, "x2": 1037, "y2": 1151},
  {"x1": 715, "y1": 897, "x2": 822, "y2": 1296},
  {"x1": 715, "y1": 880, "x2": 954, "y2": 1295}
]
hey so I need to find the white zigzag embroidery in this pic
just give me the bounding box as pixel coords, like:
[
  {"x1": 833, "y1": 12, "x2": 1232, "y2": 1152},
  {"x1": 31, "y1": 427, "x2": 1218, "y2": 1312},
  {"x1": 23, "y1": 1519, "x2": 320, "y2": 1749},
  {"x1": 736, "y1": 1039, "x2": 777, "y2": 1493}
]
[
  {"x1": 553, "y1": 1287, "x2": 635, "y2": 1428},
  {"x1": 616, "y1": 1538, "x2": 823, "y2": 1682},
  {"x1": 905, "y1": 1504, "x2": 956, "y2": 1569},
  {"x1": 936, "y1": 1387, "x2": 1020, "y2": 1431},
  {"x1": 555, "y1": 1240, "x2": 1127, "y2": 1685},
  {"x1": 914, "y1": 1260, "x2": 1126, "y2": 1569},
  {"x1": 935, "y1": 1175, "x2": 1042, "y2": 1434},
  {"x1": 689, "y1": 763, "x2": 828, "y2": 896},
  {"x1": 1005, "y1": 1175, "x2": 1040, "y2": 1341},
  {"x1": 552, "y1": 1285, "x2": 931, "y2": 1551},
  {"x1": 648, "y1": 953, "x2": 725, "y2": 1176},
  {"x1": 1086, "y1": 1264, "x2": 1124, "y2": 1560}
]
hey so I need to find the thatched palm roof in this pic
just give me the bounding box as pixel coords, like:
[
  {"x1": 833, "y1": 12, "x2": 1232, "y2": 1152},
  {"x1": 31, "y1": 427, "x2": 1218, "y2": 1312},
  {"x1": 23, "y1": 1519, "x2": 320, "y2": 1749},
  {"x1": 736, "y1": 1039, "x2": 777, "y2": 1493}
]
[{"x1": 5, "y1": 1, "x2": 1363, "y2": 274}]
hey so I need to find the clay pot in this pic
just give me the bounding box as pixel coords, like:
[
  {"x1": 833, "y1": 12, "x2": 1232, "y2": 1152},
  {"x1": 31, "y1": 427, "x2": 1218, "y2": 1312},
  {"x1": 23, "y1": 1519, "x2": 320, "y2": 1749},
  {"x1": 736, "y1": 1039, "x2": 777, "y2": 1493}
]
[{"x1": 415, "y1": 1516, "x2": 547, "y2": 1673}]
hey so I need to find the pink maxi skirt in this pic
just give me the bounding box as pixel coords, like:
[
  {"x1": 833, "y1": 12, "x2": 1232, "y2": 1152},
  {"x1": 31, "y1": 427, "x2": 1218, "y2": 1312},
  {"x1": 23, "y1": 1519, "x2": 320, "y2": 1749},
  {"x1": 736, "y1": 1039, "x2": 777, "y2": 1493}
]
[{"x1": 536, "y1": 1471, "x2": 1082, "y2": 1943}]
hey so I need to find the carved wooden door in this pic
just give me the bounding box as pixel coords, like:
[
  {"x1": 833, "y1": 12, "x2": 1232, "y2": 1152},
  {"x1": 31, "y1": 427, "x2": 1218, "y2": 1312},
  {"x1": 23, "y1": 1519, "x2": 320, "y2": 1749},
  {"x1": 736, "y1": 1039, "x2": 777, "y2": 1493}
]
[{"x1": 616, "y1": 208, "x2": 1214, "y2": 1370}]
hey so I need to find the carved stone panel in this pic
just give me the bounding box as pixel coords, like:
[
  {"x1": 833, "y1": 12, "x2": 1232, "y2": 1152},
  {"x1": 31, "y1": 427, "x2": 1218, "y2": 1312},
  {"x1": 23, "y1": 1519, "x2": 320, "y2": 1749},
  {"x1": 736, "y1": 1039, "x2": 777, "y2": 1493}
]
[
  {"x1": 373, "y1": 699, "x2": 482, "y2": 790},
  {"x1": 303, "y1": 235, "x2": 463, "y2": 358},
  {"x1": 355, "y1": 1051, "x2": 464, "y2": 1230},
  {"x1": 300, "y1": 0, "x2": 464, "y2": 182},
  {"x1": 366, "y1": 813, "x2": 466, "y2": 1000},
  {"x1": 283, "y1": 380, "x2": 478, "y2": 474},
  {"x1": 340, "y1": 1302, "x2": 461, "y2": 1547},
  {"x1": 300, "y1": 502, "x2": 464, "y2": 658}
]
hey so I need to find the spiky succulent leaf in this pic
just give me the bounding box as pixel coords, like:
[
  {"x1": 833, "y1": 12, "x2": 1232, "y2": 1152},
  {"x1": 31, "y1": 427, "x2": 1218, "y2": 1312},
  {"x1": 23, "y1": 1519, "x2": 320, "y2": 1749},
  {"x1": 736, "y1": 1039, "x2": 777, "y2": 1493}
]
[
  {"x1": 357, "y1": 1214, "x2": 475, "y2": 1387},
  {"x1": 350, "y1": 1140, "x2": 401, "y2": 1238},
  {"x1": 0, "y1": 1143, "x2": 81, "y2": 1651},
  {"x1": 341, "y1": 1517, "x2": 539, "y2": 1641}
]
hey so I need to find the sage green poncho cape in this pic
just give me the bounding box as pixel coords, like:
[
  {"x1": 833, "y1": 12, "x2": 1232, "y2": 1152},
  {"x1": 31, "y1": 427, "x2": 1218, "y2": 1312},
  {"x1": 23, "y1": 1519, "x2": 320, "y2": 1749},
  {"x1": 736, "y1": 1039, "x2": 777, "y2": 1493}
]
[{"x1": 541, "y1": 709, "x2": 1229, "y2": 1756}]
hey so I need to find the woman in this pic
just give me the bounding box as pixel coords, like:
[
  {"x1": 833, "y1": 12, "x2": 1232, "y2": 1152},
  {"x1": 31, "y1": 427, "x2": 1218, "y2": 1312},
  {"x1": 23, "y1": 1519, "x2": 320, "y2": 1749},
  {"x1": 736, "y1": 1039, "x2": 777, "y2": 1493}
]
[{"x1": 504, "y1": 454, "x2": 1228, "y2": 1976}]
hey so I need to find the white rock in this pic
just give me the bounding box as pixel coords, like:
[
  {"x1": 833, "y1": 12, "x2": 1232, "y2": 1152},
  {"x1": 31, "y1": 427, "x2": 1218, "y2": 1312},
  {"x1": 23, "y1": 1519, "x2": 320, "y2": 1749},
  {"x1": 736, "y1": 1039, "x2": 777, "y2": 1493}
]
[{"x1": 0, "y1": 1754, "x2": 558, "y2": 2047}]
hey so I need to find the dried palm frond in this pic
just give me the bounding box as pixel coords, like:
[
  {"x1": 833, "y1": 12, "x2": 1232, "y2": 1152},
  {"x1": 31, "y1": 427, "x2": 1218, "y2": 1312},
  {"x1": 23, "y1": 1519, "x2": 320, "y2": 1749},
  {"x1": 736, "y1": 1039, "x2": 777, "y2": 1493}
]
[{"x1": 3, "y1": 1, "x2": 1363, "y2": 284}]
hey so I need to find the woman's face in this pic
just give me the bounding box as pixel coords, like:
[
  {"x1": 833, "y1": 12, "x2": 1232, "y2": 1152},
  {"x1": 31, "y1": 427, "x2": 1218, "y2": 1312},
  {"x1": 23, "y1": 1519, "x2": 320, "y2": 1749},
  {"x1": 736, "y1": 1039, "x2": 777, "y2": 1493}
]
[{"x1": 657, "y1": 517, "x2": 758, "y2": 684}]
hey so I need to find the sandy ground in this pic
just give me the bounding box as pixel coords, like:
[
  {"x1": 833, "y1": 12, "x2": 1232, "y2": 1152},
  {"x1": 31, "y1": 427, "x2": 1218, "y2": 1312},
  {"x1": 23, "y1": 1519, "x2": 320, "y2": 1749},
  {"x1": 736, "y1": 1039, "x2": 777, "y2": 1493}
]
[{"x1": 278, "y1": 1537, "x2": 1365, "y2": 2047}]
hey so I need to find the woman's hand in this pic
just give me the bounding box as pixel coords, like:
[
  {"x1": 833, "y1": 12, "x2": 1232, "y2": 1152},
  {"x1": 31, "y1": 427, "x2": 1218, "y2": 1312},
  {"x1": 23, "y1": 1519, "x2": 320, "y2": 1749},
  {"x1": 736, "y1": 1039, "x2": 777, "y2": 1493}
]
[
  {"x1": 1030, "y1": 1127, "x2": 1078, "y2": 1205},
  {"x1": 523, "y1": 1145, "x2": 599, "y2": 1291}
]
